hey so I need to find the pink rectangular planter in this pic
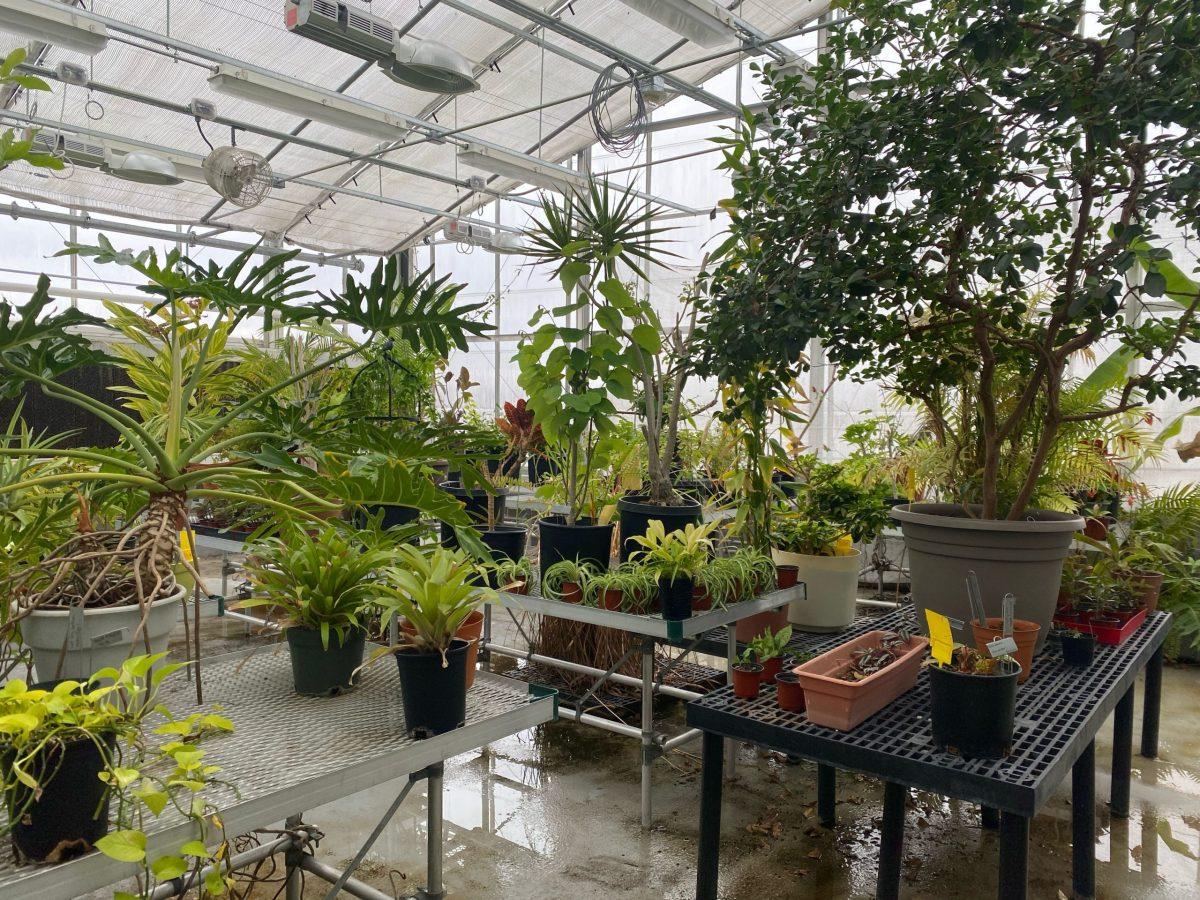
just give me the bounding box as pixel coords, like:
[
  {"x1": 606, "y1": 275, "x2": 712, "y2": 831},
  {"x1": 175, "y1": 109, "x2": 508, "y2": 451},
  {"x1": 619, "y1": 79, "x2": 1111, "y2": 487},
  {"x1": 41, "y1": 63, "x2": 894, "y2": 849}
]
[{"x1": 794, "y1": 630, "x2": 930, "y2": 731}]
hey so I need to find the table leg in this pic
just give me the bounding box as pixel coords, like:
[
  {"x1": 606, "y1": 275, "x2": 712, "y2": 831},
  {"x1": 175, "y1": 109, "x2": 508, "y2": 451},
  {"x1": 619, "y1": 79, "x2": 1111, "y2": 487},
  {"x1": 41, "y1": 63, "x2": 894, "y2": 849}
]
[
  {"x1": 284, "y1": 813, "x2": 304, "y2": 900},
  {"x1": 998, "y1": 813, "x2": 1029, "y2": 900},
  {"x1": 877, "y1": 781, "x2": 906, "y2": 900},
  {"x1": 1111, "y1": 687, "x2": 1134, "y2": 818},
  {"x1": 981, "y1": 806, "x2": 999, "y2": 829},
  {"x1": 1072, "y1": 741, "x2": 1096, "y2": 900},
  {"x1": 724, "y1": 627, "x2": 737, "y2": 776},
  {"x1": 1140, "y1": 643, "x2": 1163, "y2": 759},
  {"x1": 641, "y1": 638, "x2": 654, "y2": 828},
  {"x1": 426, "y1": 762, "x2": 445, "y2": 899},
  {"x1": 697, "y1": 731, "x2": 725, "y2": 900},
  {"x1": 818, "y1": 763, "x2": 837, "y2": 827}
]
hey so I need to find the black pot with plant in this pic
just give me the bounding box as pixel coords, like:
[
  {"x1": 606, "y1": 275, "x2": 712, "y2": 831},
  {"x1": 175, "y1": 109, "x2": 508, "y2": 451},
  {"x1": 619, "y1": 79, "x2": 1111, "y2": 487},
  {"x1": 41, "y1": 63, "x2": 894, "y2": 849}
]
[
  {"x1": 928, "y1": 647, "x2": 1021, "y2": 759},
  {"x1": 539, "y1": 515, "x2": 614, "y2": 579},
  {"x1": 1059, "y1": 629, "x2": 1096, "y2": 668},
  {"x1": 628, "y1": 520, "x2": 716, "y2": 622}
]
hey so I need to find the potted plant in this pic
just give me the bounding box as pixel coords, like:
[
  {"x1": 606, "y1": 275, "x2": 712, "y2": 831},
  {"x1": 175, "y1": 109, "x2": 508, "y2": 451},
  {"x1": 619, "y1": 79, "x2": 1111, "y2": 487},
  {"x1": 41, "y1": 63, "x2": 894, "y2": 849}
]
[
  {"x1": 731, "y1": 649, "x2": 763, "y2": 699},
  {"x1": 482, "y1": 556, "x2": 533, "y2": 594},
  {"x1": 628, "y1": 520, "x2": 717, "y2": 620},
  {"x1": 794, "y1": 630, "x2": 929, "y2": 731},
  {"x1": 374, "y1": 546, "x2": 493, "y2": 738},
  {"x1": 730, "y1": 548, "x2": 790, "y2": 643},
  {"x1": 238, "y1": 524, "x2": 390, "y2": 696},
  {"x1": 774, "y1": 653, "x2": 812, "y2": 712},
  {"x1": 747, "y1": 625, "x2": 793, "y2": 684},
  {"x1": 1056, "y1": 626, "x2": 1096, "y2": 668},
  {"x1": 696, "y1": 2, "x2": 1200, "y2": 648},
  {"x1": 928, "y1": 646, "x2": 1021, "y2": 759},
  {"x1": 969, "y1": 615, "x2": 1041, "y2": 685},
  {"x1": 542, "y1": 559, "x2": 597, "y2": 604},
  {"x1": 583, "y1": 568, "x2": 644, "y2": 612}
]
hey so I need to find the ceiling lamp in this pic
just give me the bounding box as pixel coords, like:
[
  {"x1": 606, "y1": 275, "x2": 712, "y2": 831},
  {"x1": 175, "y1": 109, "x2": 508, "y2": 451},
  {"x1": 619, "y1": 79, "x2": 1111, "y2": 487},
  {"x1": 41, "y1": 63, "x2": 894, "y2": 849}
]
[
  {"x1": 490, "y1": 231, "x2": 530, "y2": 256},
  {"x1": 208, "y1": 65, "x2": 407, "y2": 140},
  {"x1": 104, "y1": 151, "x2": 182, "y2": 186},
  {"x1": 0, "y1": 0, "x2": 109, "y2": 55},
  {"x1": 456, "y1": 142, "x2": 587, "y2": 194},
  {"x1": 384, "y1": 37, "x2": 478, "y2": 94},
  {"x1": 612, "y1": 0, "x2": 738, "y2": 48}
]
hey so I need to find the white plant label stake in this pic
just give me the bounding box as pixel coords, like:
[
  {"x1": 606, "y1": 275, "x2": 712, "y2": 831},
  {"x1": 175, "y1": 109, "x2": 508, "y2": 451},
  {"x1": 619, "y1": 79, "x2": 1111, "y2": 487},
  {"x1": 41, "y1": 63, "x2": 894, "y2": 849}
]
[{"x1": 988, "y1": 593, "x2": 1018, "y2": 657}]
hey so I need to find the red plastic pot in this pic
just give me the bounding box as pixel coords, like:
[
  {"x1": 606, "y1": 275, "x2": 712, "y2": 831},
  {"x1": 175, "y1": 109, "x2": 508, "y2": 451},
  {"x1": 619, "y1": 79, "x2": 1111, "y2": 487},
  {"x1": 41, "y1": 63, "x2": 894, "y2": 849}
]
[
  {"x1": 601, "y1": 588, "x2": 623, "y2": 611},
  {"x1": 775, "y1": 671, "x2": 806, "y2": 712},
  {"x1": 560, "y1": 581, "x2": 582, "y2": 604},
  {"x1": 760, "y1": 655, "x2": 784, "y2": 684},
  {"x1": 732, "y1": 664, "x2": 762, "y2": 699},
  {"x1": 692, "y1": 584, "x2": 712, "y2": 612},
  {"x1": 776, "y1": 564, "x2": 799, "y2": 589}
]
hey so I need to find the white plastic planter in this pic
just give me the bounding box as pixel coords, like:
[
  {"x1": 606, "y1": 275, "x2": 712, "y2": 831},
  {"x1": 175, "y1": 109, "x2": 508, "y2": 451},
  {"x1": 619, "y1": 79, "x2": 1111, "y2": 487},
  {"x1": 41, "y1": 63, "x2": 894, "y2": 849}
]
[
  {"x1": 772, "y1": 548, "x2": 861, "y2": 632},
  {"x1": 21, "y1": 585, "x2": 185, "y2": 682}
]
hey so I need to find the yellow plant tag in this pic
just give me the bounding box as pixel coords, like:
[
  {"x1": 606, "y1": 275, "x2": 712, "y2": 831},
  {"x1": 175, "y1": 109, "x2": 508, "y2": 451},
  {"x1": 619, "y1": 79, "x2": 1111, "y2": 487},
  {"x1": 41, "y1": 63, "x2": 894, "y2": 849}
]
[
  {"x1": 180, "y1": 530, "x2": 194, "y2": 564},
  {"x1": 925, "y1": 608, "x2": 954, "y2": 665}
]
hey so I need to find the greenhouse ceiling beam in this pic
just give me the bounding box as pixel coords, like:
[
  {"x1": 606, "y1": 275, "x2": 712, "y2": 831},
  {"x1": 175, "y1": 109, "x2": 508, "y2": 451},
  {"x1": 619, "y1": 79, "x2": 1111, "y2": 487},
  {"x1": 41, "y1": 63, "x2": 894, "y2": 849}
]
[
  {"x1": 16, "y1": 0, "x2": 688, "y2": 214},
  {"x1": 439, "y1": 0, "x2": 610, "y2": 77},
  {"x1": 0, "y1": 110, "x2": 525, "y2": 236},
  {"x1": 0, "y1": 202, "x2": 365, "y2": 271},
  {"x1": 476, "y1": 0, "x2": 740, "y2": 116}
]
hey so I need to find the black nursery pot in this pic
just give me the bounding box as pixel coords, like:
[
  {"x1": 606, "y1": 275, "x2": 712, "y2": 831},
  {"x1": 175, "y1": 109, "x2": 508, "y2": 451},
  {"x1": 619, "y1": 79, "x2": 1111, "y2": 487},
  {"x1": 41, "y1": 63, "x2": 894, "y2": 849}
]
[
  {"x1": 659, "y1": 576, "x2": 695, "y2": 621},
  {"x1": 393, "y1": 639, "x2": 471, "y2": 739},
  {"x1": 480, "y1": 523, "x2": 527, "y2": 564},
  {"x1": 286, "y1": 627, "x2": 366, "y2": 696},
  {"x1": 6, "y1": 736, "x2": 114, "y2": 864},
  {"x1": 538, "y1": 516, "x2": 614, "y2": 579},
  {"x1": 928, "y1": 662, "x2": 1021, "y2": 760},
  {"x1": 616, "y1": 495, "x2": 702, "y2": 562},
  {"x1": 357, "y1": 503, "x2": 421, "y2": 530},
  {"x1": 527, "y1": 454, "x2": 558, "y2": 483},
  {"x1": 439, "y1": 481, "x2": 508, "y2": 526},
  {"x1": 1060, "y1": 632, "x2": 1096, "y2": 668}
]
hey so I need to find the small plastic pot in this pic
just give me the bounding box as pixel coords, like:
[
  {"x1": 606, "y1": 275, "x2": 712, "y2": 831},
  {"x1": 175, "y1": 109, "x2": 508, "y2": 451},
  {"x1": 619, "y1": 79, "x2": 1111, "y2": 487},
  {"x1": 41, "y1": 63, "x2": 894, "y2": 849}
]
[
  {"x1": 659, "y1": 576, "x2": 695, "y2": 621},
  {"x1": 970, "y1": 617, "x2": 1040, "y2": 684},
  {"x1": 1060, "y1": 632, "x2": 1096, "y2": 668},
  {"x1": 775, "y1": 671, "x2": 806, "y2": 712},
  {"x1": 776, "y1": 564, "x2": 799, "y2": 589},
  {"x1": 601, "y1": 588, "x2": 623, "y2": 611},
  {"x1": 559, "y1": 581, "x2": 583, "y2": 604},
  {"x1": 732, "y1": 663, "x2": 763, "y2": 699},
  {"x1": 692, "y1": 584, "x2": 712, "y2": 612},
  {"x1": 285, "y1": 627, "x2": 366, "y2": 696},
  {"x1": 928, "y1": 661, "x2": 1020, "y2": 759},
  {"x1": 393, "y1": 639, "x2": 470, "y2": 739},
  {"x1": 759, "y1": 655, "x2": 784, "y2": 684}
]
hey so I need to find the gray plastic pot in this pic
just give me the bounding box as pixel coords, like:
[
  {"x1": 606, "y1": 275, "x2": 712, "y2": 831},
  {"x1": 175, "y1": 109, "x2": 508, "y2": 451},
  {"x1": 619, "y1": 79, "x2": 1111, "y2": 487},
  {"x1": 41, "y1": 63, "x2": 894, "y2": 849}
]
[
  {"x1": 21, "y1": 585, "x2": 185, "y2": 681},
  {"x1": 891, "y1": 503, "x2": 1082, "y2": 652}
]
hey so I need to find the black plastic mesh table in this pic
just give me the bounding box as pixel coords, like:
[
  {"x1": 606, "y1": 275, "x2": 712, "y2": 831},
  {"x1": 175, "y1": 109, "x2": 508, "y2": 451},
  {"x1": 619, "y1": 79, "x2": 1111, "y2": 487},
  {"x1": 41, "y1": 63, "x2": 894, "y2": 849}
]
[{"x1": 687, "y1": 609, "x2": 1171, "y2": 900}]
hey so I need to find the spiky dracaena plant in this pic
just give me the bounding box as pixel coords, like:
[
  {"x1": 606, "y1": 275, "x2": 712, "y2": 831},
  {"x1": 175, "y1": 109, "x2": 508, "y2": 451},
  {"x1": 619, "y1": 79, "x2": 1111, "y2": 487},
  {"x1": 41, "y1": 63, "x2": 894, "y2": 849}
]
[{"x1": 0, "y1": 241, "x2": 488, "y2": 641}]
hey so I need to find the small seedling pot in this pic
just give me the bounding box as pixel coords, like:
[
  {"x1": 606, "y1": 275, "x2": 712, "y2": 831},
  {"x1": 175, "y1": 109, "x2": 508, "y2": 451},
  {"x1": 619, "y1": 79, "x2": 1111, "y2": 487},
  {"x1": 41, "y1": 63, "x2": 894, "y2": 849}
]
[
  {"x1": 5, "y1": 735, "x2": 114, "y2": 864},
  {"x1": 732, "y1": 663, "x2": 763, "y2": 699},
  {"x1": 775, "y1": 671, "x2": 806, "y2": 712},
  {"x1": 393, "y1": 639, "x2": 471, "y2": 739},
  {"x1": 759, "y1": 655, "x2": 784, "y2": 684},
  {"x1": 285, "y1": 626, "x2": 366, "y2": 696},
  {"x1": 560, "y1": 581, "x2": 583, "y2": 604},
  {"x1": 1060, "y1": 631, "x2": 1096, "y2": 668},
  {"x1": 601, "y1": 588, "x2": 623, "y2": 611},
  {"x1": 928, "y1": 660, "x2": 1021, "y2": 759},
  {"x1": 692, "y1": 584, "x2": 712, "y2": 612},
  {"x1": 659, "y1": 576, "x2": 694, "y2": 621},
  {"x1": 970, "y1": 617, "x2": 1040, "y2": 684},
  {"x1": 775, "y1": 564, "x2": 799, "y2": 589}
]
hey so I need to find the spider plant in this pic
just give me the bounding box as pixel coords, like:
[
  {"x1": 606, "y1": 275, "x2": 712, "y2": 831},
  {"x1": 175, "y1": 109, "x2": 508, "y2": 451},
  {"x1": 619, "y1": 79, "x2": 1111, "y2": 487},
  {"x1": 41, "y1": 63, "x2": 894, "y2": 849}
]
[
  {"x1": 542, "y1": 559, "x2": 598, "y2": 601},
  {"x1": 483, "y1": 556, "x2": 533, "y2": 593}
]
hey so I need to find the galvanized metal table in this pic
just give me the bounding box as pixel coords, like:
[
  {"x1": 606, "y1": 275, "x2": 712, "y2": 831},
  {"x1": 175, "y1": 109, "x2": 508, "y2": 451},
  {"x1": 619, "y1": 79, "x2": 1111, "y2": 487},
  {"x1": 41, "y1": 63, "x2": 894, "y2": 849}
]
[
  {"x1": 482, "y1": 585, "x2": 804, "y2": 827},
  {"x1": 0, "y1": 647, "x2": 556, "y2": 900},
  {"x1": 687, "y1": 609, "x2": 1171, "y2": 900}
]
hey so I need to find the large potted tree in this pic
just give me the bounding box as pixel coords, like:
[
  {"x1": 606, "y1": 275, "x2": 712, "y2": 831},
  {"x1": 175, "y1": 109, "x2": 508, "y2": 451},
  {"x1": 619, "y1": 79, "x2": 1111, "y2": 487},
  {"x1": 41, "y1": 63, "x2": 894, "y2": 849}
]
[{"x1": 697, "y1": 0, "x2": 1200, "y2": 646}]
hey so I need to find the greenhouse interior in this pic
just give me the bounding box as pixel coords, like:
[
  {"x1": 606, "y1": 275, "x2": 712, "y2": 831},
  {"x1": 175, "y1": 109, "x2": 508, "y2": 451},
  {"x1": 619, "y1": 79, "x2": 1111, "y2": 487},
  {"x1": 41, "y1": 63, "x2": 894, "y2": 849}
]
[{"x1": 1, "y1": 1, "x2": 1199, "y2": 898}]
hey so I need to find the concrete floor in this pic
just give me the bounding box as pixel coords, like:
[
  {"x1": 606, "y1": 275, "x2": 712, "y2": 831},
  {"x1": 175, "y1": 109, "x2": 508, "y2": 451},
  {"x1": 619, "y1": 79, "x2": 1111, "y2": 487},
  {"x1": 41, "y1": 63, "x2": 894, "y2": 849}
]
[{"x1": 180, "y1": 550, "x2": 1200, "y2": 900}]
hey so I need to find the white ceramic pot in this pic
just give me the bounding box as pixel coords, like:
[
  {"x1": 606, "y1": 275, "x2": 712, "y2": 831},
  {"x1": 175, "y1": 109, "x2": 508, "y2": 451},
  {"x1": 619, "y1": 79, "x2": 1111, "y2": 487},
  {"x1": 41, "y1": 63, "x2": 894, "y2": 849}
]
[
  {"x1": 21, "y1": 585, "x2": 185, "y2": 682},
  {"x1": 772, "y1": 548, "x2": 861, "y2": 632}
]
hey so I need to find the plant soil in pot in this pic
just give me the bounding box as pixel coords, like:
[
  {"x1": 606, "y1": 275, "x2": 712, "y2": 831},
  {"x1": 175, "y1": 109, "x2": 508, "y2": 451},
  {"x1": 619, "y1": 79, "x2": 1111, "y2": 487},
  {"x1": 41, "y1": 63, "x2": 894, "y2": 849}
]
[
  {"x1": 1059, "y1": 630, "x2": 1096, "y2": 668},
  {"x1": 659, "y1": 576, "x2": 694, "y2": 620},
  {"x1": 775, "y1": 671, "x2": 806, "y2": 712},
  {"x1": 285, "y1": 627, "x2": 366, "y2": 696},
  {"x1": 772, "y1": 547, "x2": 860, "y2": 632},
  {"x1": 402, "y1": 610, "x2": 485, "y2": 690},
  {"x1": 393, "y1": 638, "x2": 471, "y2": 738},
  {"x1": 891, "y1": 503, "x2": 1083, "y2": 652},
  {"x1": 794, "y1": 630, "x2": 929, "y2": 731},
  {"x1": 969, "y1": 617, "x2": 1040, "y2": 684},
  {"x1": 22, "y1": 585, "x2": 185, "y2": 682},
  {"x1": 732, "y1": 662, "x2": 762, "y2": 699},
  {"x1": 6, "y1": 736, "x2": 114, "y2": 864},
  {"x1": 928, "y1": 650, "x2": 1021, "y2": 759},
  {"x1": 538, "y1": 516, "x2": 614, "y2": 578},
  {"x1": 616, "y1": 495, "x2": 702, "y2": 562}
]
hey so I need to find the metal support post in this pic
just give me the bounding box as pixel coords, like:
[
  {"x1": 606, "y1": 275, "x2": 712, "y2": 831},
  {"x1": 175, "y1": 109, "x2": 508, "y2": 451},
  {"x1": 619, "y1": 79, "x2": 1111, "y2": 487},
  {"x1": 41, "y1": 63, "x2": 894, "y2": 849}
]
[
  {"x1": 425, "y1": 762, "x2": 445, "y2": 899},
  {"x1": 640, "y1": 637, "x2": 655, "y2": 827},
  {"x1": 998, "y1": 813, "x2": 1030, "y2": 899},
  {"x1": 981, "y1": 806, "x2": 1000, "y2": 830},
  {"x1": 284, "y1": 813, "x2": 305, "y2": 900},
  {"x1": 1141, "y1": 643, "x2": 1163, "y2": 758},
  {"x1": 1072, "y1": 741, "x2": 1096, "y2": 899},
  {"x1": 1111, "y1": 687, "x2": 1134, "y2": 818},
  {"x1": 876, "y1": 782, "x2": 906, "y2": 900},
  {"x1": 696, "y1": 731, "x2": 725, "y2": 900},
  {"x1": 724, "y1": 626, "x2": 738, "y2": 775},
  {"x1": 817, "y1": 764, "x2": 836, "y2": 827}
]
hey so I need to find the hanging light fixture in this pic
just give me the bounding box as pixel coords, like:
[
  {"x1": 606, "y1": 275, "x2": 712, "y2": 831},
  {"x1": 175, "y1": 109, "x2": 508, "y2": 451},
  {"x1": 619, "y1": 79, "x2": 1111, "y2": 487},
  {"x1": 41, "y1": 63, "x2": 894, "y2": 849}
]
[
  {"x1": 383, "y1": 37, "x2": 479, "y2": 94},
  {"x1": 0, "y1": 0, "x2": 109, "y2": 55},
  {"x1": 612, "y1": 0, "x2": 739, "y2": 48},
  {"x1": 456, "y1": 141, "x2": 587, "y2": 194},
  {"x1": 104, "y1": 151, "x2": 183, "y2": 186}
]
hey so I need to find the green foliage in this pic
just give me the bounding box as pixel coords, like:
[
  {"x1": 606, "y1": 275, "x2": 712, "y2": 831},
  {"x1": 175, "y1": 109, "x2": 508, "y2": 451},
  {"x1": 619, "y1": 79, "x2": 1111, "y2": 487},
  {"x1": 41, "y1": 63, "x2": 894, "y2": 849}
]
[
  {"x1": 628, "y1": 520, "x2": 717, "y2": 581},
  {"x1": 583, "y1": 564, "x2": 658, "y2": 612},
  {"x1": 0, "y1": 49, "x2": 63, "y2": 175},
  {"x1": 771, "y1": 460, "x2": 891, "y2": 554},
  {"x1": 541, "y1": 558, "x2": 600, "y2": 600},
  {"x1": 376, "y1": 546, "x2": 491, "y2": 657},
  {"x1": 748, "y1": 626, "x2": 793, "y2": 663}
]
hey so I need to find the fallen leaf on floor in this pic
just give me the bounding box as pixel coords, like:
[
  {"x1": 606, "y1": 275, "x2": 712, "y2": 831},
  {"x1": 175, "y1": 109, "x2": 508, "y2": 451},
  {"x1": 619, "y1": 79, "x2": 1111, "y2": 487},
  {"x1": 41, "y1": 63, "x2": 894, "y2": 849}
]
[
  {"x1": 917, "y1": 817, "x2": 930, "y2": 829},
  {"x1": 1130, "y1": 845, "x2": 1143, "y2": 864},
  {"x1": 792, "y1": 868, "x2": 809, "y2": 877},
  {"x1": 807, "y1": 848, "x2": 822, "y2": 859}
]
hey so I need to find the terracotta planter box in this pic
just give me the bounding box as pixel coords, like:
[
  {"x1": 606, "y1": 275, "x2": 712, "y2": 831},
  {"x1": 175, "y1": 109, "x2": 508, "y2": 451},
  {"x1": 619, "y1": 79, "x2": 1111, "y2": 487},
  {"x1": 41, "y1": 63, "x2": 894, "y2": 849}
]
[{"x1": 794, "y1": 630, "x2": 930, "y2": 732}]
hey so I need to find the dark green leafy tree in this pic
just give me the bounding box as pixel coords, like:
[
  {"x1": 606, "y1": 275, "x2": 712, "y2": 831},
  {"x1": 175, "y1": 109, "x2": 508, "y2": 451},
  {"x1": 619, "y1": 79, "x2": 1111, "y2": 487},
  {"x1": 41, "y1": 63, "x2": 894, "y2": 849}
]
[{"x1": 697, "y1": 0, "x2": 1200, "y2": 520}]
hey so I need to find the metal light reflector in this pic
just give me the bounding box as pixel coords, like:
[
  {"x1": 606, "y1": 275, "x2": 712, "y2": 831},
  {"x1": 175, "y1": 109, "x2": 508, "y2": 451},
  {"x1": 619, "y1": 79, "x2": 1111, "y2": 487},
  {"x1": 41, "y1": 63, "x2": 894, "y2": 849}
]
[
  {"x1": 208, "y1": 65, "x2": 407, "y2": 140},
  {"x1": 456, "y1": 142, "x2": 587, "y2": 194},
  {"x1": 384, "y1": 37, "x2": 479, "y2": 94},
  {"x1": 104, "y1": 151, "x2": 182, "y2": 186},
  {"x1": 612, "y1": 0, "x2": 738, "y2": 48},
  {"x1": 0, "y1": 0, "x2": 109, "y2": 55}
]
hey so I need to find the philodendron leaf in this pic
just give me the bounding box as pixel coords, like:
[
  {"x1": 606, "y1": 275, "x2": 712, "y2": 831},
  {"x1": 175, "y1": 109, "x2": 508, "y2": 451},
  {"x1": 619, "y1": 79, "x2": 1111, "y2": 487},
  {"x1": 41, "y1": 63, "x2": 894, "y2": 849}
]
[
  {"x1": 151, "y1": 855, "x2": 188, "y2": 880},
  {"x1": 95, "y1": 829, "x2": 147, "y2": 863}
]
